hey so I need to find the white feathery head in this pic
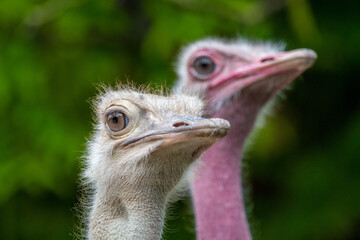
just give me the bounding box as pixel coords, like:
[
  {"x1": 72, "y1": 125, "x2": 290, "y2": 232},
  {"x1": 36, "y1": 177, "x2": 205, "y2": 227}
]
[{"x1": 83, "y1": 84, "x2": 229, "y2": 202}]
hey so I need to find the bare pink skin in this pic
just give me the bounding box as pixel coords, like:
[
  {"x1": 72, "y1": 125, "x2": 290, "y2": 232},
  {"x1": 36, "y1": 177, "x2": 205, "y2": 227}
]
[
  {"x1": 183, "y1": 45, "x2": 317, "y2": 240},
  {"x1": 192, "y1": 99, "x2": 258, "y2": 240}
]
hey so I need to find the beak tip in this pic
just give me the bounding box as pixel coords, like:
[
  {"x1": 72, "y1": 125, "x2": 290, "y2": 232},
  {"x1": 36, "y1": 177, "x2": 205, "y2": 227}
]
[
  {"x1": 302, "y1": 48, "x2": 318, "y2": 58},
  {"x1": 291, "y1": 48, "x2": 317, "y2": 71},
  {"x1": 301, "y1": 48, "x2": 318, "y2": 66},
  {"x1": 210, "y1": 118, "x2": 231, "y2": 130}
]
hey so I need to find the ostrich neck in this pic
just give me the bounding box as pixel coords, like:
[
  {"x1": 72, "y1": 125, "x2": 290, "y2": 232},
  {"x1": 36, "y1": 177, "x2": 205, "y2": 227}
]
[
  {"x1": 192, "y1": 97, "x2": 260, "y2": 240},
  {"x1": 88, "y1": 189, "x2": 166, "y2": 240}
]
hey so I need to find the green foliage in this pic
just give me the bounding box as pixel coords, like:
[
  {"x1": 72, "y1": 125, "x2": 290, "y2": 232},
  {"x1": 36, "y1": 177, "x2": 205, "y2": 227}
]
[{"x1": 0, "y1": 0, "x2": 359, "y2": 239}]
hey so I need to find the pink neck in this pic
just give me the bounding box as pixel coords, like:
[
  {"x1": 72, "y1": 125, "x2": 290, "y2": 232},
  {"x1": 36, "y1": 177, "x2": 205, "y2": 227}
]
[{"x1": 192, "y1": 98, "x2": 260, "y2": 240}]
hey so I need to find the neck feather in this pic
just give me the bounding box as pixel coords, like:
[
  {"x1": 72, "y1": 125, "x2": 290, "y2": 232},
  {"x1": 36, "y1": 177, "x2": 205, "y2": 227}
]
[
  {"x1": 87, "y1": 188, "x2": 166, "y2": 240},
  {"x1": 86, "y1": 151, "x2": 194, "y2": 240}
]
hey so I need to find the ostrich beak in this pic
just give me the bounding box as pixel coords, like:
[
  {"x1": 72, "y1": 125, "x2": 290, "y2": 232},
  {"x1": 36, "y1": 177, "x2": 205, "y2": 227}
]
[
  {"x1": 120, "y1": 117, "x2": 230, "y2": 148},
  {"x1": 208, "y1": 49, "x2": 317, "y2": 99}
]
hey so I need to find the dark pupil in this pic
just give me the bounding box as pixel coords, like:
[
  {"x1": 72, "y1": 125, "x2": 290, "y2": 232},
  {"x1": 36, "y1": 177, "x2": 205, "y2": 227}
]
[
  {"x1": 193, "y1": 56, "x2": 215, "y2": 75},
  {"x1": 107, "y1": 112, "x2": 128, "y2": 132}
]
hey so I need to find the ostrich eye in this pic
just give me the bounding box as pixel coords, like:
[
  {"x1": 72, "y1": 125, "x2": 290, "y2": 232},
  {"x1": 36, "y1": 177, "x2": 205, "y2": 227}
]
[
  {"x1": 193, "y1": 56, "x2": 216, "y2": 75},
  {"x1": 106, "y1": 111, "x2": 129, "y2": 132}
]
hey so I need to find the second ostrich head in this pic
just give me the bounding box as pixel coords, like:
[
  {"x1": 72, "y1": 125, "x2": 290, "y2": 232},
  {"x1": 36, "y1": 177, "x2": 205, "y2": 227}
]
[
  {"x1": 176, "y1": 39, "x2": 317, "y2": 115},
  {"x1": 174, "y1": 38, "x2": 317, "y2": 240}
]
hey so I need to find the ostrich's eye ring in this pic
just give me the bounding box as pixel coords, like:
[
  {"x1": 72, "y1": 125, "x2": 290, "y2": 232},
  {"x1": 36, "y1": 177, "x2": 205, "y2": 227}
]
[
  {"x1": 106, "y1": 111, "x2": 129, "y2": 132},
  {"x1": 193, "y1": 56, "x2": 216, "y2": 75}
]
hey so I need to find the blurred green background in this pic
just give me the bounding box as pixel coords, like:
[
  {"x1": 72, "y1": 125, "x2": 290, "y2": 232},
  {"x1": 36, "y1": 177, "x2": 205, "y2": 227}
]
[{"x1": 0, "y1": 0, "x2": 359, "y2": 239}]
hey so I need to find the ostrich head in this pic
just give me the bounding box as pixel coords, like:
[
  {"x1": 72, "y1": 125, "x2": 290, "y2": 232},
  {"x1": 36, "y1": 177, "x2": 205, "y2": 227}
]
[
  {"x1": 84, "y1": 86, "x2": 230, "y2": 240},
  {"x1": 175, "y1": 38, "x2": 317, "y2": 114}
]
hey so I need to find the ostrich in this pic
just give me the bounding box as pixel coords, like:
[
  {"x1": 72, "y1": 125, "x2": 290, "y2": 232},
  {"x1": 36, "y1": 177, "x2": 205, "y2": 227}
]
[
  {"x1": 83, "y1": 86, "x2": 230, "y2": 240},
  {"x1": 174, "y1": 39, "x2": 317, "y2": 240}
]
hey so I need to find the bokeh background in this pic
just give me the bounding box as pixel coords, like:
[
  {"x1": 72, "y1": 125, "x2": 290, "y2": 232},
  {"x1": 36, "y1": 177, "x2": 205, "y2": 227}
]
[{"x1": 0, "y1": 0, "x2": 359, "y2": 239}]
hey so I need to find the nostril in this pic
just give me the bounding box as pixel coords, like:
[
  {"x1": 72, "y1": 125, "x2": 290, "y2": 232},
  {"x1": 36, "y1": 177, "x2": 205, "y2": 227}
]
[
  {"x1": 260, "y1": 56, "x2": 275, "y2": 63},
  {"x1": 173, "y1": 122, "x2": 189, "y2": 128}
]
